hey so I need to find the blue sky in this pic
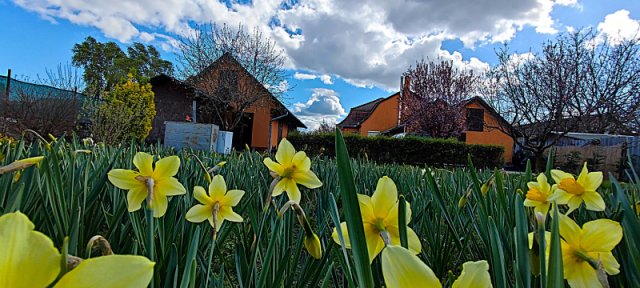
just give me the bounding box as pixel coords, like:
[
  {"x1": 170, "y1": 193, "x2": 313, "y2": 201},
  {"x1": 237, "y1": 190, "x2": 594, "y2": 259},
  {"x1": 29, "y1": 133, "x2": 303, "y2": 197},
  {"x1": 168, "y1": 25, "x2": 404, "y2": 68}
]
[{"x1": 1, "y1": 0, "x2": 639, "y2": 129}]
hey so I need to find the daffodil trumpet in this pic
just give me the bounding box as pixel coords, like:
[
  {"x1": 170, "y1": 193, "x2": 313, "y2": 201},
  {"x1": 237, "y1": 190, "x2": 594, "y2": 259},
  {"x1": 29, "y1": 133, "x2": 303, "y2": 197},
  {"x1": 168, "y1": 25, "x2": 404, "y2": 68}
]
[{"x1": 279, "y1": 200, "x2": 323, "y2": 259}]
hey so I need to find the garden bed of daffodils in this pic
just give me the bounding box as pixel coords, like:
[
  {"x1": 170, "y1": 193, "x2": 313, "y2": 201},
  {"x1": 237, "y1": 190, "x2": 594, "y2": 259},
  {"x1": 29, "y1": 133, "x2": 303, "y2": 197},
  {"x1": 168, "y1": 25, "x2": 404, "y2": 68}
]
[{"x1": 0, "y1": 131, "x2": 638, "y2": 287}]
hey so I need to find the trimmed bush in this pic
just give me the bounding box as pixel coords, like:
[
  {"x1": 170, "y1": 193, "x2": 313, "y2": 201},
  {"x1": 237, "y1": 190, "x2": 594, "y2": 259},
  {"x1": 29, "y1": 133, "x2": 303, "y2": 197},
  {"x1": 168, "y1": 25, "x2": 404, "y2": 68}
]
[{"x1": 288, "y1": 133, "x2": 504, "y2": 168}]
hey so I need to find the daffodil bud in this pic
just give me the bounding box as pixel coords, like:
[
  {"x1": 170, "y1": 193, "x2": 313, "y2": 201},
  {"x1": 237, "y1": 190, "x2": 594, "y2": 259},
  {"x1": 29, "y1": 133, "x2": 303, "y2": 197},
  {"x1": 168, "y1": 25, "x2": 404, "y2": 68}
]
[
  {"x1": 480, "y1": 183, "x2": 489, "y2": 197},
  {"x1": 48, "y1": 133, "x2": 58, "y2": 142},
  {"x1": 0, "y1": 156, "x2": 45, "y2": 174},
  {"x1": 87, "y1": 235, "x2": 113, "y2": 256},
  {"x1": 458, "y1": 195, "x2": 467, "y2": 208},
  {"x1": 304, "y1": 232, "x2": 322, "y2": 259}
]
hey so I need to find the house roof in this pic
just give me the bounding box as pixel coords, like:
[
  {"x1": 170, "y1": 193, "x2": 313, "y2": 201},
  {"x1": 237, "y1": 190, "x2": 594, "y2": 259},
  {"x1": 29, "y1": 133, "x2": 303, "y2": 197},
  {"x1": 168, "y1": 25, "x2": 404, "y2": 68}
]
[
  {"x1": 149, "y1": 53, "x2": 306, "y2": 129},
  {"x1": 337, "y1": 92, "x2": 399, "y2": 128},
  {"x1": 461, "y1": 96, "x2": 513, "y2": 131}
]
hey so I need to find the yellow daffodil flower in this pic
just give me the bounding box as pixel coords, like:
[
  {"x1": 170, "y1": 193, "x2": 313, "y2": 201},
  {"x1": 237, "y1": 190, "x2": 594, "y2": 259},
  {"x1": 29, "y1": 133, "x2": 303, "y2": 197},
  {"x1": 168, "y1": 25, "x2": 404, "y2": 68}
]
[
  {"x1": 108, "y1": 152, "x2": 186, "y2": 218},
  {"x1": 0, "y1": 211, "x2": 154, "y2": 288},
  {"x1": 381, "y1": 245, "x2": 492, "y2": 288},
  {"x1": 0, "y1": 156, "x2": 45, "y2": 174},
  {"x1": 304, "y1": 232, "x2": 323, "y2": 259},
  {"x1": 331, "y1": 176, "x2": 421, "y2": 262},
  {"x1": 558, "y1": 214, "x2": 622, "y2": 287},
  {"x1": 524, "y1": 173, "x2": 553, "y2": 216},
  {"x1": 263, "y1": 138, "x2": 322, "y2": 204},
  {"x1": 548, "y1": 163, "x2": 605, "y2": 213},
  {"x1": 186, "y1": 175, "x2": 244, "y2": 232}
]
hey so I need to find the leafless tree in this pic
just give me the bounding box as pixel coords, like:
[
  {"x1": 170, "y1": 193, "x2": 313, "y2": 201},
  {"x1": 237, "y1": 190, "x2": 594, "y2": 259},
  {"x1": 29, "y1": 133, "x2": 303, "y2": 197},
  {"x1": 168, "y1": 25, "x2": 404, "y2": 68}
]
[
  {"x1": 487, "y1": 29, "x2": 640, "y2": 169},
  {"x1": 401, "y1": 58, "x2": 482, "y2": 138},
  {"x1": 313, "y1": 120, "x2": 335, "y2": 134},
  {"x1": 176, "y1": 23, "x2": 289, "y2": 131},
  {"x1": 2, "y1": 63, "x2": 85, "y2": 137}
]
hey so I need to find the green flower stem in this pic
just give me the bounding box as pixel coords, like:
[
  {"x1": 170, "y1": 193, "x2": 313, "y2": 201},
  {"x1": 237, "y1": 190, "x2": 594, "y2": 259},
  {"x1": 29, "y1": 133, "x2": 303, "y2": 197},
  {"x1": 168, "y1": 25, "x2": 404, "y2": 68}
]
[
  {"x1": 205, "y1": 236, "x2": 216, "y2": 288},
  {"x1": 146, "y1": 207, "x2": 155, "y2": 287}
]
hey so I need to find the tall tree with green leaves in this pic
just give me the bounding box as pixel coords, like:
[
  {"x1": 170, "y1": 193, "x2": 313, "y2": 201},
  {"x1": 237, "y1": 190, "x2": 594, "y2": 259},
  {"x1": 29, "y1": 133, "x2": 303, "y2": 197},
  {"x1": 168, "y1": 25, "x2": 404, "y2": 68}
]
[{"x1": 72, "y1": 36, "x2": 173, "y2": 98}]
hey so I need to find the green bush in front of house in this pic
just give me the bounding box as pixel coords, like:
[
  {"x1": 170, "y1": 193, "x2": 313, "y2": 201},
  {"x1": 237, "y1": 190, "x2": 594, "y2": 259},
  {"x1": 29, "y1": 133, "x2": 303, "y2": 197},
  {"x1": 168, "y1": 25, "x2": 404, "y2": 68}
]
[{"x1": 288, "y1": 133, "x2": 504, "y2": 168}]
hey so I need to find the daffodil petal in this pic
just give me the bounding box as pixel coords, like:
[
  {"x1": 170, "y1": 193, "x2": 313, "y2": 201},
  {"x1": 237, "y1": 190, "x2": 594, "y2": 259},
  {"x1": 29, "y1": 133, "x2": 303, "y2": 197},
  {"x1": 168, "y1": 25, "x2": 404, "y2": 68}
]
[
  {"x1": 577, "y1": 163, "x2": 590, "y2": 184},
  {"x1": 558, "y1": 214, "x2": 582, "y2": 247},
  {"x1": 381, "y1": 245, "x2": 442, "y2": 288},
  {"x1": 54, "y1": 255, "x2": 154, "y2": 288},
  {"x1": 186, "y1": 204, "x2": 211, "y2": 223},
  {"x1": 584, "y1": 171, "x2": 603, "y2": 192},
  {"x1": 292, "y1": 170, "x2": 322, "y2": 189},
  {"x1": 222, "y1": 190, "x2": 245, "y2": 206},
  {"x1": 536, "y1": 202, "x2": 551, "y2": 217},
  {"x1": 156, "y1": 177, "x2": 186, "y2": 196},
  {"x1": 153, "y1": 156, "x2": 180, "y2": 178},
  {"x1": 151, "y1": 195, "x2": 168, "y2": 218},
  {"x1": 551, "y1": 169, "x2": 573, "y2": 184},
  {"x1": 582, "y1": 191, "x2": 605, "y2": 211},
  {"x1": 372, "y1": 176, "x2": 398, "y2": 219},
  {"x1": 108, "y1": 169, "x2": 142, "y2": 190},
  {"x1": 272, "y1": 179, "x2": 287, "y2": 197},
  {"x1": 292, "y1": 151, "x2": 311, "y2": 171},
  {"x1": 406, "y1": 227, "x2": 422, "y2": 254},
  {"x1": 214, "y1": 214, "x2": 225, "y2": 232},
  {"x1": 0, "y1": 212, "x2": 61, "y2": 288},
  {"x1": 357, "y1": 194, "x2": 376, "y2": 223},
  {"x1": 133, "y1": 152, "x2": 154, "y2": 176},
  {"x1": 387, "y1": 226, "x2": 422, "y2": 254},
  {"x1": 210, "y1": 175, "x2": 227, "y2": 200},
  {"x1": 537, "y1": 173, "x2": 550, "y2": 193},
  {"x1": 276, "y1": 138, "x2": 295, "y2": 165},
  {"x1": 581, "y1": 219, "x2": 622, "y2": 252},
  {"x1": 597, "y1": 251, "x2": 620, "y2": 275},
  {"x1": 286, "y1": 181, "x2": 302, "y2": 204},
  {"x1": 364, "y1": 223, "x2": 385, "y2": 263},
  {"x1": 452, "y1": 260, "x2": 493, "y2": 288},
  {"x1": 219, "y1": 206, "x2": 243, "y2": 222},
  {"x1": 126, "y1": 186, "x2": 147, "y2": 212},
  {"x1": 565, "y1": 260, "x2": 599, "y2": 288},
  {"x1": 331, "y1": 222, "x2": 351, "y2": 249},
  {"x1": 193, "y1": 186, "x2": 212, "y2": 205},
  {"x1": 263, "y1": 158, "x2": 284, "y2": 175},
  {"x1": 547, "y1": 188, "x2": 573, "y2": 204},
  {"x1": 566, "y1": 196, "x2": 583, "y2": 214},
  {"x1": 384, "y1": 201, "x2": 412, "y2": 227}
]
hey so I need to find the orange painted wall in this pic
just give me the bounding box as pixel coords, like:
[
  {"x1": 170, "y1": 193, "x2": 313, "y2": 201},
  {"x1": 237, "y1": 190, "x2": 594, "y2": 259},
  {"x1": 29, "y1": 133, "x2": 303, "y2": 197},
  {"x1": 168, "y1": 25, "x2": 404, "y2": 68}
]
[
  {"x1": 464, "y1": 102, "x2": 514, "y2": 164},
  {"x1": 270, "y1": 120, "x2": 289, "y2": 148},
  {"x1": 358, "y1": 94, "x2": 400, "y2": 136},
  {"x1": 244, "y1": 97, "x2": 273, "y2": 150}
]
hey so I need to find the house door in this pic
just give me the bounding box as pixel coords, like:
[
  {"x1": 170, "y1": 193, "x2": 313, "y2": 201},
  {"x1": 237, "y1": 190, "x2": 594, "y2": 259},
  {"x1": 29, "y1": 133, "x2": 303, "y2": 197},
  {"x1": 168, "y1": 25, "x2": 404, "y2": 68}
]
[{"x1": 232, "y1": 113, "x2": 253, "y2": 150}]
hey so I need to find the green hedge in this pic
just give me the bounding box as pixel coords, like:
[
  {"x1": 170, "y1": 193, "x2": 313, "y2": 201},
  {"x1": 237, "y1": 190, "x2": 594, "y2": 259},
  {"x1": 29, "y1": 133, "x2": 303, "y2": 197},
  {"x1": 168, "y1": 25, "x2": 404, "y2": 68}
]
[{"x1": 287, "y1": 133, "x2": 505, "y2": 168}]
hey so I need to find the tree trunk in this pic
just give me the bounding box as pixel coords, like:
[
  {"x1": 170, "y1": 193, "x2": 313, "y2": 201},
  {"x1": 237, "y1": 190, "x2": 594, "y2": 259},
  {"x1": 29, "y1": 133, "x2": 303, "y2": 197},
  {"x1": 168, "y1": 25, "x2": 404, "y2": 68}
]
[{"x1": 534, "y1": 150, "x2": 547, "y2": 173}]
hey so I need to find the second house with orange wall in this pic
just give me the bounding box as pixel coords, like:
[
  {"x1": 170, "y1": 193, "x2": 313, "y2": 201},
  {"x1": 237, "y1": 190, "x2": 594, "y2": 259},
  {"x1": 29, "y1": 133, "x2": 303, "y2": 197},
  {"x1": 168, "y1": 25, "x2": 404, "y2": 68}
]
[{"x1": 337, "y1": 80, "x2": 515, "y2": 164}]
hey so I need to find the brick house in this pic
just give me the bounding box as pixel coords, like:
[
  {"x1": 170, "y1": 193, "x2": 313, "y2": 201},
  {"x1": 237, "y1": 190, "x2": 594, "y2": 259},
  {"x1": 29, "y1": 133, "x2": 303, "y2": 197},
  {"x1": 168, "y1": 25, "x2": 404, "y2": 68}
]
[
  {"x1": 337, "y1": 78, "x2": 515, "y2": 164},
  {"x1": 148, "y1": 53, "x2": 305, "y2": 150}
]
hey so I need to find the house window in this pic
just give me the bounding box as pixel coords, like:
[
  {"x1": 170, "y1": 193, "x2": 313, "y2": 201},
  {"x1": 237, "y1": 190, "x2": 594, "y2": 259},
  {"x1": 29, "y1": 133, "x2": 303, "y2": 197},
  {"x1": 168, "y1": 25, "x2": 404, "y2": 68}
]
[
  {"x1": 367, "y1": 131, "x2": 380, "y2": 137},
  {"x1": 466, "y1": 108, "x2": 484, "y2": 131}
]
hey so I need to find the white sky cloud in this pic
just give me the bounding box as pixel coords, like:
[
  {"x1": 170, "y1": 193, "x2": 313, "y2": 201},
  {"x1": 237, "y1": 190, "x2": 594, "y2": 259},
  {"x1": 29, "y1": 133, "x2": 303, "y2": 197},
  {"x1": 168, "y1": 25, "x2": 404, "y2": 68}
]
[
  {"x1": 596, "y1": 10, "x2": 640, "y2": 45},
  {"x1": 292, "y1": 88, "x2": 346, "y2": 130},
  {"x1": 293, "y1": 72, "x2": 333, "y2": 84}
]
